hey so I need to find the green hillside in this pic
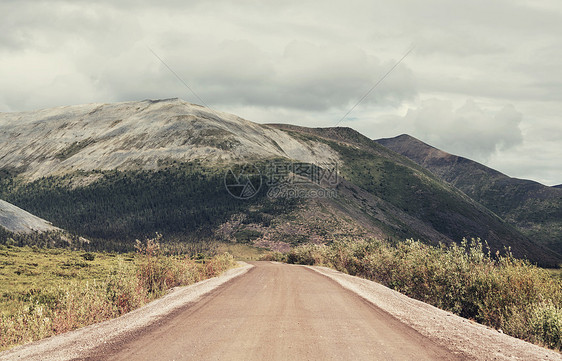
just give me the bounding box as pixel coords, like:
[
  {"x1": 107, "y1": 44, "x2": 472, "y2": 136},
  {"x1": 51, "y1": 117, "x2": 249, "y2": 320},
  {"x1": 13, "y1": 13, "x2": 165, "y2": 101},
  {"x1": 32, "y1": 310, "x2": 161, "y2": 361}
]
[
  {"x1": 376, "y1": 134, "x2": 562, "y2": 256},
  {"x1": 271, "y1": 125, "x2": 560, "y2": 266},
  {"x1": 0, "y1": 162, "x2": 297, "y2": 251}
]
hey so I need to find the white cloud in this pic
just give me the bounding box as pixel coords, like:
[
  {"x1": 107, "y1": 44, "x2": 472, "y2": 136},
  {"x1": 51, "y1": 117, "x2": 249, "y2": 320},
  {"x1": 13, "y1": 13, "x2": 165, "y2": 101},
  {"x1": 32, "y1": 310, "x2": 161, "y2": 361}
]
[
  {"x1": 380, "y1": 99, "x2": 523, "y2": 163},
  {"x1": 488, "y1": 140, "x2": 562, "y2": 186}
]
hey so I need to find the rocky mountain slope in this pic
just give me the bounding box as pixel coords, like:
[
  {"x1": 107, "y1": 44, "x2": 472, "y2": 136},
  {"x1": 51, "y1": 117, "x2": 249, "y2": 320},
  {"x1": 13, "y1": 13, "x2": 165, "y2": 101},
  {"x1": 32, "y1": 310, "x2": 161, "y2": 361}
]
[
  {"x1": 375, "y1": 134, "x2": 562, "y2": 256},
  {"x1": 0, "y1": 199, "x2": 58, "y2": 233},
  {"x1": 0, "y1": 98, "x2": 338, "y2": 179},
  {"x1": 0, "y1": 99, "x2": 559, "y2": 266}
]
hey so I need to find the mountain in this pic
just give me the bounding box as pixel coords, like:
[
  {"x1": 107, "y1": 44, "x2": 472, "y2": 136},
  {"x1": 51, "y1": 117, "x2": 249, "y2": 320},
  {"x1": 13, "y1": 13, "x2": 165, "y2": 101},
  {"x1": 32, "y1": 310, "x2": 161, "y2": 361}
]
[
  {"x1": 0, "y1": 98, "x2": 338, "y2": 179},
  {"x1": 0, "y1": 199, "x2": 58, "y2": 233},
  {"x1": 375, "y1": 134, "x2": 562, "y2": 256},
  {"x1": 0, "y1": 99, "x2": 559, "y2": 266}
]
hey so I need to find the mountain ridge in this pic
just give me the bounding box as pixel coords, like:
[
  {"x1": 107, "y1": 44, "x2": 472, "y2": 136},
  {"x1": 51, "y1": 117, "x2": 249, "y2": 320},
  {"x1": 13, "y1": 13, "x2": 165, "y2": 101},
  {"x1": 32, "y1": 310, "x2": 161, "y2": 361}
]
[
  {"x1": 375, "y1": 134, "x2": 562, "y2": 256},
  {"x1": 1, "y1": 99, "x2": 559, "y2": 266},
  {"x1": 0, "y1": 98, "x2": 339, "y2": 179},
  {"x1": 270, "y1": 124, "x2": 560, "y2": 265}
]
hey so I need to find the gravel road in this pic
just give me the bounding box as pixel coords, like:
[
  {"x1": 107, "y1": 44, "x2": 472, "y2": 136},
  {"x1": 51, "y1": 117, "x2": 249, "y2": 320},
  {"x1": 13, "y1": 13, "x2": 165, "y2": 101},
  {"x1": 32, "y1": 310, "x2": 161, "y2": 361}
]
[
  {"x1": 2, "y1": 262, "x2": 560, "y2": 361},
  {"x1": 84, "y1": 261, "x2": 458, "y2": 360}
]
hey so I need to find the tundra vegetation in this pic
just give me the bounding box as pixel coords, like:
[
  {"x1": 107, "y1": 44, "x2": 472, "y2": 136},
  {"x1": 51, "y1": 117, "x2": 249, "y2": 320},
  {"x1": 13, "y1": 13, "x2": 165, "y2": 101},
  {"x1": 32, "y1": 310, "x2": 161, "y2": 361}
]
[
  {"x1": 0, "y1": 236, "x2": 236, "y2": 351},
  {"x1": 263, "y1": 238, "x2": 562, "y2": 351}
]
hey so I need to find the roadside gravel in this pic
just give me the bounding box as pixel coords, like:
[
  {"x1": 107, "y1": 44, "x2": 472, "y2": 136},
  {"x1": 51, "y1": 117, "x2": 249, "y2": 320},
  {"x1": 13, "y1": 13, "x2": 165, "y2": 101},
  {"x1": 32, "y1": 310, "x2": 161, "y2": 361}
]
[
  {"x1": 309, "y1": 265, "x2": 562, "y2": 361},
  {"x1": 0, "y1": 263, "x2": 253, "y2": 361}
]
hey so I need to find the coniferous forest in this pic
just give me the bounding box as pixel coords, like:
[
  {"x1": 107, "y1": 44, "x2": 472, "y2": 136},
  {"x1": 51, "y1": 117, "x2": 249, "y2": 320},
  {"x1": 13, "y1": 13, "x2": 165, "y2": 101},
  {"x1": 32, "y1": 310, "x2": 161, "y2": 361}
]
[{"x1": 0, "y1": 162, "x2": 296, "y2": 251}]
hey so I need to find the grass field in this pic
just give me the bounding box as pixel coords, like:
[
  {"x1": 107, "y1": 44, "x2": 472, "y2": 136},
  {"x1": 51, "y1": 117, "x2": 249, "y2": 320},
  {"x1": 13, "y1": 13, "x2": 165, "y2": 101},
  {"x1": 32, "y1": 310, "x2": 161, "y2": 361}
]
[
  {"x1": 216, "y1": 243, "x2": 267, "y2": 261},
  {"x1": 0, "y1": 242, "x2": 262, "y2": 318},
  {"x1": 0, "y1": 240, "x2": 237, "y2": 351},
  {"x1": 0, "y1": 245, "x2": 134, "y2": 317},
  {"x1": 547, "y1": 268, "x2": 562, "y2": 281}
]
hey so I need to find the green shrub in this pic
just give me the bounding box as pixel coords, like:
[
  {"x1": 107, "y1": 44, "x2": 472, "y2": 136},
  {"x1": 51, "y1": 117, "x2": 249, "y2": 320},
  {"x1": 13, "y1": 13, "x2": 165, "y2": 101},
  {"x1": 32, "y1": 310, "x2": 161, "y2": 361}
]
[
  {"x1": 286, "y1": 244, "x2": 324, "y2": 265},
  {"x1": 234, "y1": 229, "x2": 262, "y2": 244},
  {"x1": 528, "y1": 302, "x2": 562, "y2": 349},
  {"x1": 82, "y1": 252, "x2": 96, "y2": 261},
  {"x1": 285, "y1": 238, "x2": 562, "y2": 351},
  {"x1": 259, "y1": 252, "x2": 287, "y2": 262}
]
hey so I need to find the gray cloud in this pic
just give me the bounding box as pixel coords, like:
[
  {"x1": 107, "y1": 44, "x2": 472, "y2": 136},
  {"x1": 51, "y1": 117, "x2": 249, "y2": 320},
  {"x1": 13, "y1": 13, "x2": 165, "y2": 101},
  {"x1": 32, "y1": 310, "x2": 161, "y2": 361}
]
[{"x1": 403, "y1": 99, "x2": 523, "y2": 162}]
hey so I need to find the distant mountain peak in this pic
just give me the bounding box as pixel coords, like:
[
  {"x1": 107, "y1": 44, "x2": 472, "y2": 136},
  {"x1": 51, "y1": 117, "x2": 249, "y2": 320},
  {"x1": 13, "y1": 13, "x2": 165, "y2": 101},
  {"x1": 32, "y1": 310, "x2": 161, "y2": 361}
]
[{"x1": 375, "y1": 134, "x2": 562, "y2": 257}]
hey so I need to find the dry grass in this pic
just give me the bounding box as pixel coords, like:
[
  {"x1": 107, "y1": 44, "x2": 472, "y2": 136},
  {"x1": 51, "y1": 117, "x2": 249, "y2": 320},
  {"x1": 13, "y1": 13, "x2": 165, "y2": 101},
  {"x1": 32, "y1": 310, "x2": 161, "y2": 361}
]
[
  {"x1": 0, "y1": 238, "x2": 236, "y2": 351},
  {"x1": 275, "y1": 238, "x2": 562, "y2": 351},
  {"x1": 216, "y1": 243, "x2": 268, "y2": 261}
]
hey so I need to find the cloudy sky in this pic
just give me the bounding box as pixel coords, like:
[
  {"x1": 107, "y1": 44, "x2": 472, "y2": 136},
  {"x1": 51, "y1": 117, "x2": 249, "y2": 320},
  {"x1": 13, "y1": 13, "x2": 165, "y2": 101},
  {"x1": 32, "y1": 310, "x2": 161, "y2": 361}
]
[{"x1": 1, "y1": 0, "x2": 561, "y2": 185}]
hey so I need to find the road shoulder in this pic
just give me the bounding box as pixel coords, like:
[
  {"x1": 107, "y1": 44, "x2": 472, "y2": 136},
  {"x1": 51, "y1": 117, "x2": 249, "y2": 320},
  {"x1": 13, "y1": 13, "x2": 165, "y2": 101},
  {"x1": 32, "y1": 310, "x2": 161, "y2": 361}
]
[
  {"x1": 0, "y1": 263, "x2": 253, "y2": 361},
  {"x1": 308, "y1": 265, "x2": 562, "y2": 361}
]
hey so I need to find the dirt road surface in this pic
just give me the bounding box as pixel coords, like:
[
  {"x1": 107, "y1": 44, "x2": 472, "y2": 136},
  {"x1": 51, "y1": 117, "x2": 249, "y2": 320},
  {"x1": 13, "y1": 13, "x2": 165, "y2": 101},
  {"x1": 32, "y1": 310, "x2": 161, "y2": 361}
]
[
  {"x1": 3, "y1": 262, "x2": 559, "y2": 361},
  {"x1": 85, "y1": 262, "x2": 459, "y2": 360}
]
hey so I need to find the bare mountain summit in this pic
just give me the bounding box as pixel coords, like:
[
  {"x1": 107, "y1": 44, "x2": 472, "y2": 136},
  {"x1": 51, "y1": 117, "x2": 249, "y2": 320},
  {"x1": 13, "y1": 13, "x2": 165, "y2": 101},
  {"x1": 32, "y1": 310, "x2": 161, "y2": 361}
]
[{"x1": 0, "y1": 98, "x2": 338, "y2": 179}]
